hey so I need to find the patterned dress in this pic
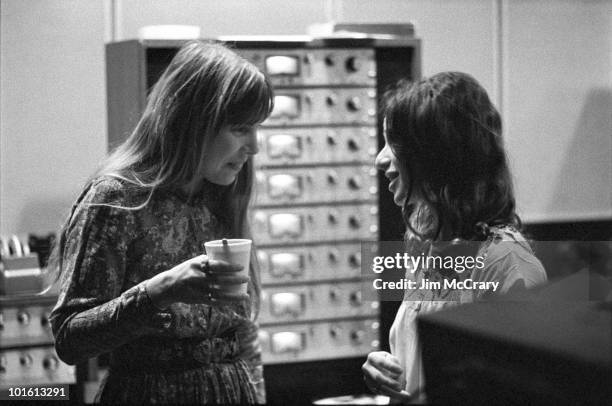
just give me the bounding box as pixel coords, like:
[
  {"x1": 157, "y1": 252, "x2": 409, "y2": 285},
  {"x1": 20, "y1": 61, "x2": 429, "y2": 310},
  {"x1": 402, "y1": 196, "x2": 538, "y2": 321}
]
[{"x1": 50, "y1": 177, "x2": 265, "y2": 404}]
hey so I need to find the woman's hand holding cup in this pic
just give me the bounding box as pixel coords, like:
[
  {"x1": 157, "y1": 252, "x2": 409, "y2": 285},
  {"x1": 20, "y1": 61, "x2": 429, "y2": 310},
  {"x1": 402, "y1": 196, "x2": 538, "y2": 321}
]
[{"x1": 145, "y1": 254, "x2": 249, "y2": 309}]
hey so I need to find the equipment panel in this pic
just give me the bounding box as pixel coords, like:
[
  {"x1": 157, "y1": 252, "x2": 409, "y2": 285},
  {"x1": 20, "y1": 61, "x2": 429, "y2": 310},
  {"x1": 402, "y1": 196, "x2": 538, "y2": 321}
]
[
  {"x1": 247, "y1": 43, "x2": 381, "y2": 364},
  {"x1": 256, "y1": 126, "x2": 377, "y2": 167},
  {"x1": 259, "y1": 281, "x2": 378, "y2": 324},
  {"x1": 0, "y1": 292, "x2": 76, "y2": 389},
  {"x1": 257, "y1": 242, "x2": 363, "y2": 285},
  {"x1": 0, "y1": 305, "x2": 54, "y2": 348},
  {"x1": 264, "y1": 88, "x2": 377, "y2": 126},
  {"x1": 254, "y1": 165, "x2": 377, "y2": 206},
  {"x1": 252, "y1": 204, "x2": 378, "y2": 246},
  {"x1": 0, "y1": 347, "x2": 74, "y2": 387},
  {"x1": 259, "y1": 318, "x2": 380, "y2": 364},
  {"x1": 240, "y1": 48, "x2": 376, "y2": 87}
]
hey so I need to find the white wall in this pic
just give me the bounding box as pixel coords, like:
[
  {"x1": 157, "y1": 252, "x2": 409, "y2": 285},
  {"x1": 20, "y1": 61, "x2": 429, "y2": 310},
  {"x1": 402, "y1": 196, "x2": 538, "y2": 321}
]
[
  {"x1": 339, "y1": 0, "x2": 499, "y2": 102},
  {"x1": 1, "y1": 0, "x2": 611, "y2": 236},
  {"x1": 116, "y1": 0, "x2": 329, "y2": 38},
  {"x1": 503, "y1": 0, "x2": 612, "y2": 222},
  {"x1": 1, "y1": 0, "x2": 107, "y2": 236}
]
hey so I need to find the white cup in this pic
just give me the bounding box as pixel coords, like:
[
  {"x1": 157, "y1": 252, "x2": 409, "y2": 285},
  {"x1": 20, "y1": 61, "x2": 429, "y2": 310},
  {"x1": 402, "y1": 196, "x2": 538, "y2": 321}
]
[{"x1": 204, "y1": 238, "x2": 251, "y2": 294}]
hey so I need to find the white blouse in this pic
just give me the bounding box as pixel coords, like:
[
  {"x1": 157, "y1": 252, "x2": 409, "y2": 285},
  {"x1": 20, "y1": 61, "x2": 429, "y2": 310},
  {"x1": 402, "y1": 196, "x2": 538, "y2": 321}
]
[{"x1": 389, "y1": 227, "x2": 548, "y2": 397}]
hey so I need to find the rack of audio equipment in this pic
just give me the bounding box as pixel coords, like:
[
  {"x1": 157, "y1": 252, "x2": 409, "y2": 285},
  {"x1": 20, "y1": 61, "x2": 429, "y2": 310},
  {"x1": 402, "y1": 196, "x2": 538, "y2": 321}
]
[
  {"x1": 106, "y1": 35, "x2": 420, "y2": 403},
  {"x1": 0, "y1": 234, "x2": 76, "y2": 396}
]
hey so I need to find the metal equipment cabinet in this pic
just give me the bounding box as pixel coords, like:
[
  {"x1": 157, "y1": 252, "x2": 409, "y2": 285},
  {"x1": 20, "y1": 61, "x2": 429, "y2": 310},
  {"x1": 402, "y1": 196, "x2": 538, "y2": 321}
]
[{"x1": 0, "y1": 293, "x2": 76, "y2": 399}]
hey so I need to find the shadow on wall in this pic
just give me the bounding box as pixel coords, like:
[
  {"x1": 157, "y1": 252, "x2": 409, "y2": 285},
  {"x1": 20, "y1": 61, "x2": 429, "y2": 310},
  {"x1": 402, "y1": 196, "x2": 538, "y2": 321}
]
[
  {"x1": 15, "y1": 198, "x2": 72, "y2": 236},
  {"x1": 532, "y1": 240, "x2": 612, "y2": 281},
  {"x1": 548, "y1": 87, "x2": 612, "y2": 216}
]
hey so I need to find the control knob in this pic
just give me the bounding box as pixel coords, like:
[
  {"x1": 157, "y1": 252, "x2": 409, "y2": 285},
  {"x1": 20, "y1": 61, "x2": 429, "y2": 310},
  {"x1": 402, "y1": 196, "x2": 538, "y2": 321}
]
[
  {"x1": 347, "y1": 138, "x2": 360, "y2": 151},
  {"x1": 329, "y1": 287, "x2": 340, "y2": 301},
  {"x1": 350, "y1": 291, "x2": 362, "y2": 306},
  {"x1": 327, "y1": 171, "x2": 339, "y2": 186},
  {"x1": 19, "y1": 354, "x2": 33, "y2": 367},
  {"x1": 43, "y1": 355, "x2": 59, "y2": 370},
  {"x1": 17, "y1": 311, "x2": 30, "y2": 325},
  {"x1": 346, "y1": 97, "x2": 362, "y2": 112},
  {"x1": 348, "y1": 216, "x2": 361, "y2": 229},
  {"x1": 326, "y1": 94, "x2": 338, "y2": 107},
  {"x1": 326, "y1": 133, "x2": 337, "y2": 146},
  {"x1": 350, "y1": 330, "x2": 365, "y2": 344},
  {"x1": 41, "y1": 312, "x2": 51, "y2": 328},
  {"x1": 347, "y1": 176, "x2": 362, "y2": 190},
  {"x1": 348, "y1": 253, "x2": 361, "y2": 268},
  {"x1": 328, "y1": 250, "x2": 339, "y2": 263},
  {"x1": 345, "y1": 56, "x2": 361, "y2": 73},
  {"x1": 329, "y1": 326, "x2": 341, "y2": 339}
]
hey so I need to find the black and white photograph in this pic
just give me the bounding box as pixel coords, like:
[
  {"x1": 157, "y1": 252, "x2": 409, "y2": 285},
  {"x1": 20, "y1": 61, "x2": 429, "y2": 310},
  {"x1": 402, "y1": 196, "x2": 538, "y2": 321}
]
[{"x1": 1, "y1": 1, "x2": 611, "y2": 404}]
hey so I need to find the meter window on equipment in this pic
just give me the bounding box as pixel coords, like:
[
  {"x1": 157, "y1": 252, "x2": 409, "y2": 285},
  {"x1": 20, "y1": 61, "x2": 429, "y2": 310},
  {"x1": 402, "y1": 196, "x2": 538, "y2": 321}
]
[
  {"x1": 269, "y1": 213, "x2": 303, "y2": 238},
  {"x1": 270, "y1": 292, "x2": 304, "y2": 316},
  {"x1": 265, "y1": 55, "x2": 300, "y2": 76},
  {"x1": 268, "y1": 174, "x2": 303, "y2": 199},
  {"x1": 270, "y1": 95, "x2": 300, "y2": 118},
  {"x1": 270, "y1": 253, "x2": 304, "y2": 277},
  {"x1": 271, "y1": 331, "x2": 304, "y2": 353},
  {"x1": 267, "y1": 134, "x2": 302, "y2": 159}
]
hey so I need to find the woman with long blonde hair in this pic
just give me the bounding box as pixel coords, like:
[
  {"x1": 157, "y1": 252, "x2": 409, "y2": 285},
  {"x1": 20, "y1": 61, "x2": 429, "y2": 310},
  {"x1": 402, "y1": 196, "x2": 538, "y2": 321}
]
[{"x1": 49, "y1": 40, "x2": 273, "y2": 404}]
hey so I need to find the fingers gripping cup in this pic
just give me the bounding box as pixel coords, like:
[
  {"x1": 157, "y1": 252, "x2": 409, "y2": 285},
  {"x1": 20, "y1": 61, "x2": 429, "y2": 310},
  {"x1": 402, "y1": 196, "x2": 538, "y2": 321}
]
[{"x1": 204, "y1": 238, "x2": 251, "y2": 294}]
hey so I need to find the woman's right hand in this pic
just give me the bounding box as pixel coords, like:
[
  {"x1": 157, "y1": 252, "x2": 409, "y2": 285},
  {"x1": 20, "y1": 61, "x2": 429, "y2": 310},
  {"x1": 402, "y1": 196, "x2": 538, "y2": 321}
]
[
  {"x1": 144, "y1": 254, "x2": 249, "y2": 309},
  {"x1": 362, "y1": 351, "x2": 412, "y2": 402}
]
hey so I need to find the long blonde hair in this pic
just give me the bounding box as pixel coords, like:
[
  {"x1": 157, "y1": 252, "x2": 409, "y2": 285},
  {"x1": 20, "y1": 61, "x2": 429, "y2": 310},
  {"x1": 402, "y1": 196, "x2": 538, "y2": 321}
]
[{"x1": 49, "y1": 41, "x2": 274, "y2": 315}]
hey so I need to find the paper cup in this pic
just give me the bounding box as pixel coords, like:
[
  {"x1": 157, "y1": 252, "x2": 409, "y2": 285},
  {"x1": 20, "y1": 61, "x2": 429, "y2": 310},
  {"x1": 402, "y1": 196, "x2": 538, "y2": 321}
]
[{"x1": 204, "y1": 238, "x2": 251, "y2": 294}]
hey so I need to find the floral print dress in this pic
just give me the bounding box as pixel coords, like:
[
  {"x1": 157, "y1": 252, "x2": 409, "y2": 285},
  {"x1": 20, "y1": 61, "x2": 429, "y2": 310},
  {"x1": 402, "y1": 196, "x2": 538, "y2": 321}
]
[{"x1": 50, "y1": 177, "x2": 264, "y2": 404}]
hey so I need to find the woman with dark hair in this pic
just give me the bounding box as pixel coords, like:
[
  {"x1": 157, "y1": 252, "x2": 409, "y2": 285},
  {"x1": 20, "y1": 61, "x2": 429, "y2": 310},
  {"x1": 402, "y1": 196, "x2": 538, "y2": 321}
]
[
  {"x1": 49, "y1": 40, "x2": 273, "y2": 404},
  {"x1": 362, "y1": 72, "x2": 546, "y2": 402}
]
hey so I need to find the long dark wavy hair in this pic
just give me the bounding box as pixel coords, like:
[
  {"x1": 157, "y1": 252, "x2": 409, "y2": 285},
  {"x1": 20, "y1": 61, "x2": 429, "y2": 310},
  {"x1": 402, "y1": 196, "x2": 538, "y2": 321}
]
[
  {"x1": 383, "y1": 71, "x2": 520, "y2": 242},
  {"x1": 48, "y1": 40, "x2": 274, "y2": 315}
]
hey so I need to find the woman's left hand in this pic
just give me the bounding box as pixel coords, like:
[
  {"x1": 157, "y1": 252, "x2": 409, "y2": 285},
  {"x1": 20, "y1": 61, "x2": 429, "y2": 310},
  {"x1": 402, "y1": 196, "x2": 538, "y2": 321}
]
[{"x1": 362, "y1": 351, "x2": 413, "y2": 402}]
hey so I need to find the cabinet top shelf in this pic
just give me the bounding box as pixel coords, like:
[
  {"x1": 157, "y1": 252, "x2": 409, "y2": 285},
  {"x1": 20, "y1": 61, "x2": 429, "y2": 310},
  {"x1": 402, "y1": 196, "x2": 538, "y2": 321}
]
[{"x1": 107, "y1": 35, "x2": 420, "y2": 49}]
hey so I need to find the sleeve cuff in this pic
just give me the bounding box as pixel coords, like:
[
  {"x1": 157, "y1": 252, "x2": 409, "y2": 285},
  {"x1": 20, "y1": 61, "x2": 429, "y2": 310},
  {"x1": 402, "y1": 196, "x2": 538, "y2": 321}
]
[
  {"x1": 141, "y1": 281, "x2": 170, "y2": 311},
  {"x1": 124, "y1": 283, "x2": 172, "y2": 332}
]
